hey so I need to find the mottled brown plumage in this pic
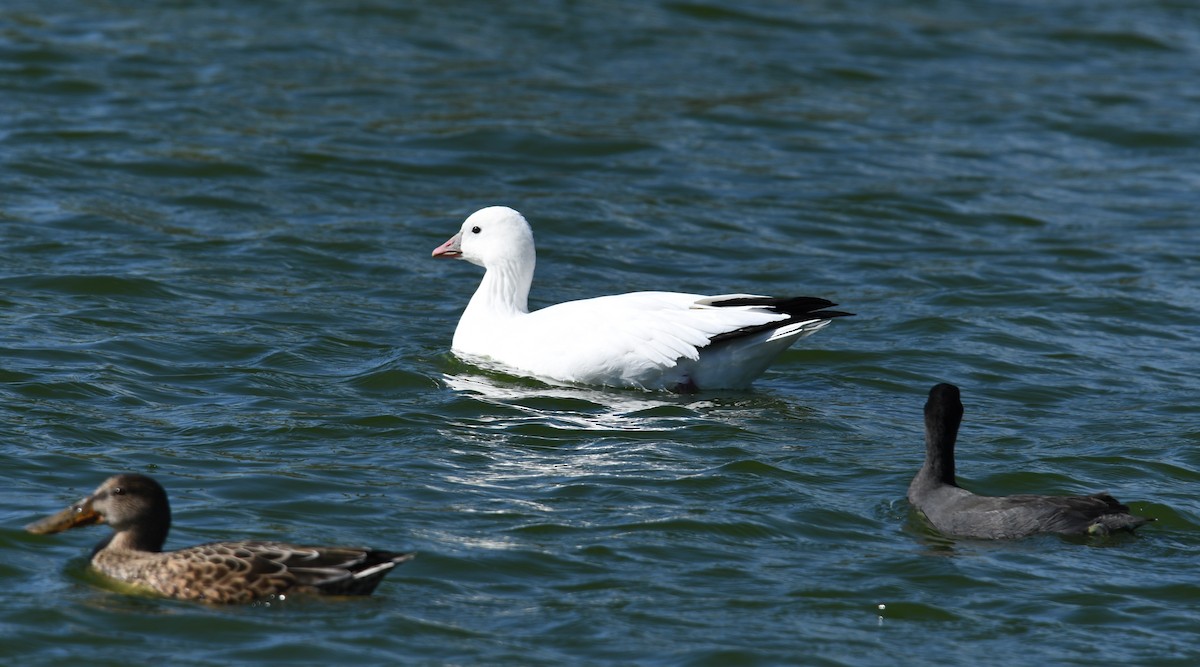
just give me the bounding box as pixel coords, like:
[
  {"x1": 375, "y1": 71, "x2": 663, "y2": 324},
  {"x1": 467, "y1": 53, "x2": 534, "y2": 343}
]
[{"x1": 26, "y1": 474, "x2": 412, "y2": 604}]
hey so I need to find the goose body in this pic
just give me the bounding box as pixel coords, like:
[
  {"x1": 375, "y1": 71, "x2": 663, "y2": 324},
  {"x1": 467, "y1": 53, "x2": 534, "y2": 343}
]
[
  {"x1": 432, "y1": 206, "x2": 851, "y2": 391},
  {"x1": 908, "y1": 384, "x2": 1150, "y2": 539},
  {"x1": 27, "y1": 474, "x2": 412, "y2": 604}
]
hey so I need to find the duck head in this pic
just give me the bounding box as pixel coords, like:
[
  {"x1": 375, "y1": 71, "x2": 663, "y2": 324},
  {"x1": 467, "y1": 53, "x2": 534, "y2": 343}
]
[{"x1": 26, "y1": 473, "x2": 171, "y2": 551}]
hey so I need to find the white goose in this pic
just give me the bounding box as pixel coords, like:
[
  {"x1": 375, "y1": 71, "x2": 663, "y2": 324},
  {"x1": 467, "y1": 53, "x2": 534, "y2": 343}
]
[{"x1": 431, "y1": 206, "x2": 851, "y2": 391}]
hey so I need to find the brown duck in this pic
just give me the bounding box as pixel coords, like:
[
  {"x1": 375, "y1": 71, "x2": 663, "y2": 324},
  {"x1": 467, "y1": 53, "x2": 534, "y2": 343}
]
[{"x1": 26, "y1": 473, "x2": 413, "y2": 604}]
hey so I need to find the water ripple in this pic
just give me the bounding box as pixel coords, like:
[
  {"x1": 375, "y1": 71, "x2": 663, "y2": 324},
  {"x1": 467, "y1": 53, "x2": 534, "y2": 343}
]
[{"x1": 2, "y1": 1, "x2": 1199, "y2": 665}]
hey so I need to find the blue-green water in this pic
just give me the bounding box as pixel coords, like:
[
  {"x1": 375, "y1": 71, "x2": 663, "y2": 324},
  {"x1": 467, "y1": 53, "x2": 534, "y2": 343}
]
[{"x1": 2, "y1": 1, "x2": 1199, "y2": 665}]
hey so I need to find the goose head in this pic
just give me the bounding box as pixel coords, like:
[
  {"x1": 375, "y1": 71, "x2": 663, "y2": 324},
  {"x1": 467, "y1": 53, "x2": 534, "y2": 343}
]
[{"x1": 432, "y1": 206, "x2": 536, "y2": 271}]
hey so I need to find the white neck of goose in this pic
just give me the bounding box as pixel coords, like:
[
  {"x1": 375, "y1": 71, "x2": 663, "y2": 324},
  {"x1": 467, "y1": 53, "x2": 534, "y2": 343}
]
[{"x1": 467, "y1": 252, "x2": 534, "y2": 318}]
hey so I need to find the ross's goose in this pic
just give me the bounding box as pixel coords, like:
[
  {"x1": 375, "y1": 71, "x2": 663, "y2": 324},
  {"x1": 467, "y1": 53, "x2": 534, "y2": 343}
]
[
  {"x1": 908, "y1": 383, "x2": 1151, "y2": 539},
  {"x1": 431, "y1": 206, "x2": 852, "y2": 391}
]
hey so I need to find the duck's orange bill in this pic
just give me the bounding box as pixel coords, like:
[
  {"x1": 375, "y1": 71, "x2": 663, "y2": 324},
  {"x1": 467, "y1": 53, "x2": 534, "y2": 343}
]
[{"x1": 25, "y1": 497, "x2": 103, "y2": 535}]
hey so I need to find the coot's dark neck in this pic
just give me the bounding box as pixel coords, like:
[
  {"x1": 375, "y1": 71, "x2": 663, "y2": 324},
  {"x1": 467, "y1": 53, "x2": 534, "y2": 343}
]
[{"x1": 922, "y1": 388, "x2": 964, "y2": 486}]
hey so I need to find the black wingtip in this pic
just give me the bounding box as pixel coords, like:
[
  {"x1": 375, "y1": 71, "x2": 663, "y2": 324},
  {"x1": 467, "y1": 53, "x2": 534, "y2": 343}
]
[
  {"x1": 706, "y1": 296, "x2": 853, "y2": 319},
  {"x1": 704, "y1": 295, "x2": 852, "y2": 346}
]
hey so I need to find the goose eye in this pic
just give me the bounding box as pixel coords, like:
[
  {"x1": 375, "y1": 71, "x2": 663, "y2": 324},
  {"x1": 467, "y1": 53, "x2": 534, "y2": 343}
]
[
  {"x1": 112, "y1": 487, "x2": 125, "y2": 496},
  {"x1": 471, "y1": 226, "x2": 481, "y2": 234}
]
